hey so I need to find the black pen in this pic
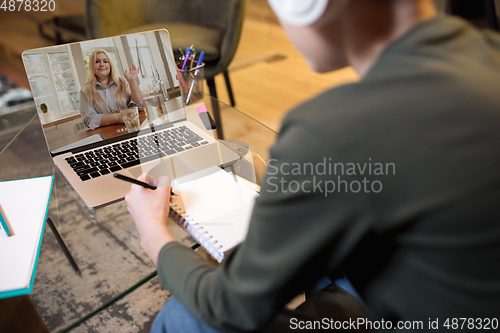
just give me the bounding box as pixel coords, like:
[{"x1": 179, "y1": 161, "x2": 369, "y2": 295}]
[{"x1": 114, "y1": 173, "x2": 175, "y2": 195}]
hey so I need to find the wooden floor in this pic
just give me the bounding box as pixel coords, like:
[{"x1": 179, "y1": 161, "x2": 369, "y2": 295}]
[{"x1": 0, "y1": 0, "x2": 359, "y2": 133}]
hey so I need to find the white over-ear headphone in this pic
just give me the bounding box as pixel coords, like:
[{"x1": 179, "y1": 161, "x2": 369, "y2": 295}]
[{"x1": 267, "y1": 0, "x2": 330, "y2": 27}]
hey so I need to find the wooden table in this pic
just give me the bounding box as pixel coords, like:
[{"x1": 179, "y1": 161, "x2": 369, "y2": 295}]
[
  {"x1": 86, "y1": 111, "x2": 148, "y2": 140},
  {"x1": 50, "y1": 111, "x2": 148, "y2": 151}
]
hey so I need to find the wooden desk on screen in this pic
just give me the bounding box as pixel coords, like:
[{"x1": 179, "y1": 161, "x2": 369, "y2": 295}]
[{"x1": 50, "y1": 111, "x2": 147, "y2": 151}]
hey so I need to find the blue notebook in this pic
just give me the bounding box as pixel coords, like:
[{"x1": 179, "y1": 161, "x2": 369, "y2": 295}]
[{"x1": 0, "y1": 176, "x2": 54, "y2": 299}]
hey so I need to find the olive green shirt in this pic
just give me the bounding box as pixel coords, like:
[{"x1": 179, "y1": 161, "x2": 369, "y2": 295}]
[{"x1": 157, "y1": 16, "x2": 500, "y2": 332}]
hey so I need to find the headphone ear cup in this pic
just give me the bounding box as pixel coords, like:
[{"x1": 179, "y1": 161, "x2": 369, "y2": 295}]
[{"x1": 268, "y1": 0, "x2": 330, "y2": 26}]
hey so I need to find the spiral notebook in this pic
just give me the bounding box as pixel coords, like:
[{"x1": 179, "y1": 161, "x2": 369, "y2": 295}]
[{"x1": 169, "y1": 166, "x2": 259, "y2": 262}]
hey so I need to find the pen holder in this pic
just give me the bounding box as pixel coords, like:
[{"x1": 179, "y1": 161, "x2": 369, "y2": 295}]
[{"x1": 176, "y1": 63, "x2": 205, "y2": 105}]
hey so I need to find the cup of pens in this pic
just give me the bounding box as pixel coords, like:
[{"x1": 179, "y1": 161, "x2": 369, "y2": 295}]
[
  {"x1": 177, "y1": 63, "x2": 204, "y2": 105},
  {"x1": 177, "y1": 50, "x2": 205, "y2": 105}
]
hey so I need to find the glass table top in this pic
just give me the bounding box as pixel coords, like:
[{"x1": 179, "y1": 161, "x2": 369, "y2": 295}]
[{"x1": 0, "y1": 95, "x2": 277, "y2": 332}]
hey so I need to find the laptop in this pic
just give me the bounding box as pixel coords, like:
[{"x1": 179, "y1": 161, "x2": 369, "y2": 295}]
[{"x1": 21, "y1": 30, "x2": 239, "y2": 208}]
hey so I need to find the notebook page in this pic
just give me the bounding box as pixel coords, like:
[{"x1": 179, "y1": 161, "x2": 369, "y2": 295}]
[
  {"x1": 0, "y1": 176, "x2": 53, "y2": 293},
  {"x1": 171, "y1": 166, "x2": 258, "y2": 224},
  {"x1": 197, "y1": 197, "x2": 257, "y2": 253}
]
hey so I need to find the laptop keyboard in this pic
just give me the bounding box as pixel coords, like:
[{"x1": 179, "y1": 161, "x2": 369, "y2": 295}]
[{"x1": 64, "y1": 125, "x2": 209, "y2": 181}]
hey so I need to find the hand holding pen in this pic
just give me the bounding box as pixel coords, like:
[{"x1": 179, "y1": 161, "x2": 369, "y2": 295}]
[{"x1": 124, "y1": 173, "x2": 177, "y2": 265}]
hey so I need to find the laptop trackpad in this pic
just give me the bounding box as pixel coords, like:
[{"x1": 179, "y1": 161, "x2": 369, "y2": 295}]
[{"x1": 128, "y1": 156, "x2": 195, "y2": 180}]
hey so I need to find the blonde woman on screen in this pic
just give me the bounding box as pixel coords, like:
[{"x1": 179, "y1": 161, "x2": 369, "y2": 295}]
[{"x1": 80, "y1": 49, "x2": 142, "y2": 130}]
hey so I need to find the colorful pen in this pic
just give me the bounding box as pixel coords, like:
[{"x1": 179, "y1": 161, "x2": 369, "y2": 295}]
[
  {"x1": 0, "y1": 203, "x2": 13, "y2": 237},
  {"x1": 196, "y1": 51, "x2": 204, "y2": 68},
  {"x1": 175, "y1": 61, "x2": 189, "y2": 91},
  {"x1": 181, "y1": 47, "x2": 192, "y2": 71},
  {"x1": 190, "y1": 50, "x2": 197, "y2": 69}
]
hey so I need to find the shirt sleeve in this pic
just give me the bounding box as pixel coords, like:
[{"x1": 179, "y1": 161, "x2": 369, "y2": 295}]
[
  {"x1": 156, "y1": 119, "x2": 372, "y2": 332},
  {"x1": 79, "y1": 90, "x2": 104, "y2": 130},
  {"x1": 122, "y1": 78, "x2": 143, "y2": 108},
  {"x1": 127, "y1": 98, "x2": 143, "y2": 108}
]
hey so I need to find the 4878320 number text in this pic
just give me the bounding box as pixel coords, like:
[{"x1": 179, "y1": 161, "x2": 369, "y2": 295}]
[
  {"x1": 443, "y1": 318, "x2": 498, "y2": 330},
  {"x1": 1, "y1": 0, "x2": 55, "y2": 11}
]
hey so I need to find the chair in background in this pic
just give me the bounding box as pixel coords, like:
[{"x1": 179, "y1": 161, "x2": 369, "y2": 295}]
[{"x1": 85, "y1": 0, "x2": 247, "y2": 139}]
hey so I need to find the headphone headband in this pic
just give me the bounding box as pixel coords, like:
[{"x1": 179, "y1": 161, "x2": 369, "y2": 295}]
[{"x1": 268, "y1": 0, "x2": 330, "y2": 27}]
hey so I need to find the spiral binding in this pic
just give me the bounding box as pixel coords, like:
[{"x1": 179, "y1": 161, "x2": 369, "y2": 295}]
[{"x1": 170, "y1": 200, "x2": 225, "y2": 263}]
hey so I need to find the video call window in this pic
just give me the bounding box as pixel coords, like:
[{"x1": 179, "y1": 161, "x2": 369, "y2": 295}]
[{"x1": 22, "y1": 30, "x2": 185, "y2": 154}]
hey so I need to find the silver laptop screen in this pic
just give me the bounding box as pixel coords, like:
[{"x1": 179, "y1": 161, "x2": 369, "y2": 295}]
[{"x1": 22, "y1": 30, "x2": 186, "y2": 155}]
